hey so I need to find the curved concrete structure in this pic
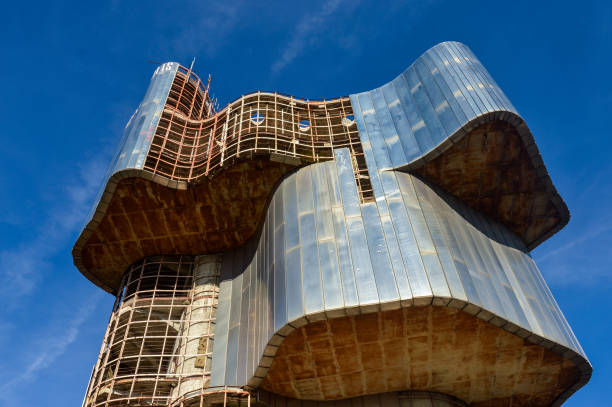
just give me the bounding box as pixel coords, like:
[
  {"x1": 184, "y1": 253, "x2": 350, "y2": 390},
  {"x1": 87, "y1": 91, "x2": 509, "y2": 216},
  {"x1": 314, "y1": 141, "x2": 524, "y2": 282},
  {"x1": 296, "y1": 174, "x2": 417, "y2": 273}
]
[
  {"x1": 76, "y1": 42, "x2": 590, "y2": 407},
  {"x1": 209, "y1": 162, "x2": 588, "y2": 405}
]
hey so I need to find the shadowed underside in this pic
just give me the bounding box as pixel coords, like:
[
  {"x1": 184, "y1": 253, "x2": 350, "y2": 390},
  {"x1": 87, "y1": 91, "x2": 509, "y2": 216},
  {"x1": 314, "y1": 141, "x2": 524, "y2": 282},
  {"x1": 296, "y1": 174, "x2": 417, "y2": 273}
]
[
  {"x1": 413, "y1": 120, "x2": 563, "y2": 247},
  {"x1": 75, "y1": 159, "x2": 296, "y2": 291},
  {"x1": 261, "y1": 307, "x2": 579, "y2": 406}
]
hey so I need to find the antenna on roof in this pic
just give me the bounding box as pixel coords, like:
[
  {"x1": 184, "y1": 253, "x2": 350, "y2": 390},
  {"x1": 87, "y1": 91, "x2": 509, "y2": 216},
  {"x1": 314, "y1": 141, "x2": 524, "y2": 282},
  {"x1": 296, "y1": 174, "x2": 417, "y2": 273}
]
[{"x1": 189, "y1": 57, "x2": 196, "y2": 73}]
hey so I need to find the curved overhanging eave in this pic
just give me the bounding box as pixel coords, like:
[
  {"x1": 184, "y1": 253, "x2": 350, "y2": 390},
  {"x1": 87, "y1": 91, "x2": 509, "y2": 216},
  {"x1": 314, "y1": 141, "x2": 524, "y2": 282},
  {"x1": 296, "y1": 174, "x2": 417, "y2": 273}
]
[
  {"x1": 253, "y1": 304, "x2": 591, "y2": 406},
  {"x1": 72, "y1": 159, "x2": 299, "y2": 293},
  {"x1": 400, "y1": 111, "x2": 570, "y2": 251}
]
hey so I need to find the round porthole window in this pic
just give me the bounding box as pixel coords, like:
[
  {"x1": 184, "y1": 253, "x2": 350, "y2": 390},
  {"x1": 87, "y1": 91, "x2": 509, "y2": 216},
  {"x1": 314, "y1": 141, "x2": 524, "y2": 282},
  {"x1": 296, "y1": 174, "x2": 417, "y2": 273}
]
[
  {"x1": 250, "y1": 113, "x2": 264, "y2": 126},
  {"x1": 298, "y1": 120, "x2": 310, "y2": 132},
  {"x1": 342, "y1": 115, "x2": 355, "y2": 127}
]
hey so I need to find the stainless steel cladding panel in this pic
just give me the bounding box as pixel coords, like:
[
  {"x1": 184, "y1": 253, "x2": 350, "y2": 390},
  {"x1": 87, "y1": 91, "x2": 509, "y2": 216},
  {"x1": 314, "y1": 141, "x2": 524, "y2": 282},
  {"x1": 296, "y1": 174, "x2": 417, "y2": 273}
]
[
  {"x1": 210, "y1": 162, "x2": 586, "y2": 387},
  {"x1": 87, "y1": 62, "x2": 178, "y2": 220},
  {"x1": 209, "y1": 42, "x2": 587, "y2": 388}
]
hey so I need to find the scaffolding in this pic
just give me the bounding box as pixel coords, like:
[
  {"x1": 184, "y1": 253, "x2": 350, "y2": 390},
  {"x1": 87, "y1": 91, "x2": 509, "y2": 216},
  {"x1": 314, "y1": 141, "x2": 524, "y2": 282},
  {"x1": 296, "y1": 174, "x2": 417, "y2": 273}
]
[
  {"x1": 143, "y1": 66, "x2": 373, "y2": 203},
  {"x1": 82, "y1": 255, "x2": 250, "y2": 407}
]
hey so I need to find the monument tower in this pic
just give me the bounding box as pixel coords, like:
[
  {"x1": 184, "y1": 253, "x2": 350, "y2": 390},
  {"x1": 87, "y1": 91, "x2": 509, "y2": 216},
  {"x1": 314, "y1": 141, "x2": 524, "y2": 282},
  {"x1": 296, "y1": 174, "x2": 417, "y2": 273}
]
[{"x1": 74, "y1": 42, "x2": 591, "y2": 407}]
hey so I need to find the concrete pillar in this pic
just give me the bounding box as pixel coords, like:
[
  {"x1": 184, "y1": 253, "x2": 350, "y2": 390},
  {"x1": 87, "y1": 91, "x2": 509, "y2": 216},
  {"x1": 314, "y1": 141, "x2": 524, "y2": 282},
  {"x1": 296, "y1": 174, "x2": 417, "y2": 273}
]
[{"x1": 171, "y1": 255, "x2": 221, "y2": 404}]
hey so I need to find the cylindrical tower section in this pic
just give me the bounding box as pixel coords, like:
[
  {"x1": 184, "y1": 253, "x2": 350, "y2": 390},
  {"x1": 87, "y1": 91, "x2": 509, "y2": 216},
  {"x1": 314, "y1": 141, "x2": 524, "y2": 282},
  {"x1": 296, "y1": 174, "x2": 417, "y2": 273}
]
[{"x1": 83, "y1": 255, "x2": 222, "y2": 407}]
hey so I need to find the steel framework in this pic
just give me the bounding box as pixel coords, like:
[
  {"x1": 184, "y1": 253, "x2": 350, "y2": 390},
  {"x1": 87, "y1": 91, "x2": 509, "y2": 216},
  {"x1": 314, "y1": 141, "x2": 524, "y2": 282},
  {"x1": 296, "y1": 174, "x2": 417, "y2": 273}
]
[{"x1": 144, "y1": 67, "x2": 373, "y2": 202}]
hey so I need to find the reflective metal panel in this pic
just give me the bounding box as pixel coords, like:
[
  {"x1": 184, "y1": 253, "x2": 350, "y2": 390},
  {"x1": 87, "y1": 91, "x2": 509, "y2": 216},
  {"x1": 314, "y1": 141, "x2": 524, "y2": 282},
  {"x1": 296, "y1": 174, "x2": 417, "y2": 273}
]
[
  {"x1": 206, "y1": 42, "x2": 588, "y2": 388},
  {"x1": 87, "y1": 62, "x2": 178, "y2": 221},
  {"x1": 210, "y1": 161, "x2": 586, "y2": 386}
]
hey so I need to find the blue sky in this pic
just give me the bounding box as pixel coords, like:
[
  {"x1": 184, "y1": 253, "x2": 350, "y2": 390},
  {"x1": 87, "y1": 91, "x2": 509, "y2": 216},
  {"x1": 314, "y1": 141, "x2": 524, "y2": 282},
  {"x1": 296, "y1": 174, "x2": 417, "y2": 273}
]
[{"x1": 0, "y1": 1, "x2": 610, "y2": 405}]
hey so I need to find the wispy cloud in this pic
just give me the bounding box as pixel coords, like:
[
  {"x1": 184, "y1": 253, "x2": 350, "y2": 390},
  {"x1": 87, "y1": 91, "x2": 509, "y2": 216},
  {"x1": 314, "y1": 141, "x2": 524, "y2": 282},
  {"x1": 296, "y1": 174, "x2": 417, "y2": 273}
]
[
  {"x1": 534, "y1": 166, "x2": 612, "y2": 286},
  {"x1": 536, "y1": 223, "x2": 612, "y2": 264},
  {"x1": 0, "y1": 293, "x2": 102, "y2": 400},
  {"x1": 0, "y1": 149, "x2": 109, "y2": 405},
  {"x1": 535, "y1": 218, "x2": 612, "y2": 287},
  {"x1": 271, "y1": 0, "x2": 346, "y2": 74},
  {"x1": 0, "y1": 156, "x2": 108, "y2": 305},
  {"x1": 168, "y1": 1, "x2": 247, "y2": 59},
  {"x1": 269, "y1": 0, "x2": 442, "y2": 76},
  {"x1": 0, "y1": 88, "x2": 126, "y2": 403}
]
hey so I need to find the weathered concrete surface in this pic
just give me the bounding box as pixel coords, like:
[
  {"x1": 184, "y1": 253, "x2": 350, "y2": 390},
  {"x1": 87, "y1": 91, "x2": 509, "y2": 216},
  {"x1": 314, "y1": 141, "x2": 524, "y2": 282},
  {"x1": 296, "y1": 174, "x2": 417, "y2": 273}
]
[
  {"x1": 261, "y1": 306, "x2": 579, "y2": 406},
  {"x1": 171, "y1": 255, "x2": 221, "y2": 402},
  {"x1": 413, "y1": 121, "x2": 562, "y2": 248},
  {"x1": 78, "y1": 159, "x2": 295, "y2": 291}
]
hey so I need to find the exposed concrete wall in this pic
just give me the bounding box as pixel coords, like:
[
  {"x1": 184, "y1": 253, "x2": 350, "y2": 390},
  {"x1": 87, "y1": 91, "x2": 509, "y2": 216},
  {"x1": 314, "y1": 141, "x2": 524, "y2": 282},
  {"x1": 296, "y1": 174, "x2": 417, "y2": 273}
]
[{"x1": 171, "y1": 255, "x2": 221, "y2": 403}]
